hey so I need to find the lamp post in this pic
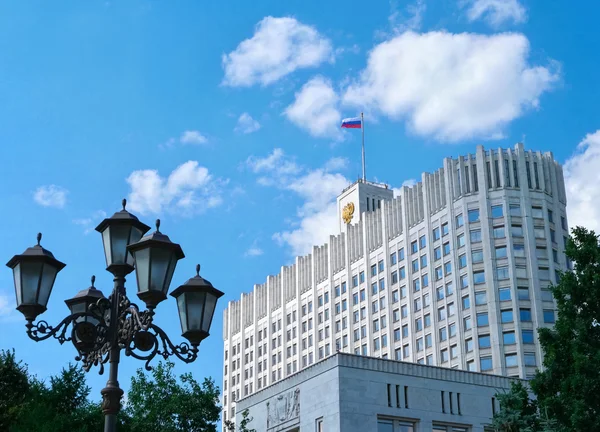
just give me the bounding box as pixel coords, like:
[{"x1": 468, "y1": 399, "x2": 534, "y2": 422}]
[{"x1": 5, "y1": 199, "x2": 224, "y2": 432}]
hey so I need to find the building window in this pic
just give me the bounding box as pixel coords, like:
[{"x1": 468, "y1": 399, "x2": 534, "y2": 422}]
[
  {"x1": 512, "y1": 225, "x2": 524, "y2": 238},
  {"x1": 470, "y1": 229, "x2": 482, "y2": 243},
  {"x1": 377, "y1": 419, "x2": 415, "y2": 431},
  {"x1": 505, "y1": 206, "x2": 519, "y2": 220},
  {"x1": 480, "y1": 357, "x2": 493, "y2": 371},
  {"x1": 499, "y1": 288, "x2": 511, "y2": 301},
  {"x1": 420, "y1": 235, "x2": 427, "y2": 249},
  {"x1": 501, "y1": 309, "x2": 514, "y2": 323},
  {"x1": 477, "y1": 312, "x2": 489, "y2": 327},
  {"x1": 379, "y1": 260, "x2": 385, "y2": 273},
  {"x1": 465, "y1": 338, "x2": 473, "y2": 352},
  {"x1": 436, "y1": 266, "x2": 443, "y2": 280},
  {"x1": 503, "y1": 331, "x2": 516, "y2": 344},
  {"x1": 493, "y1": 226, "x2": 506, "y2": 239},
  {"x1": 543, "y1": 310, "x2": 556, "y2": 323},
  {"x1": 433, "y1": 227, "x2": 441, "y2": 241},
  {"x1": 420, "y1": 255, "x2": 428, "y2": 268},
  {"x1": 524, "y1": 352, "x2": 537, "y2": 366},
  {"x1": 505, "y1": 353, "x2": 518, "y2": 368},
  {"x1": 456, "y1": 214, "x2": 464, "y2": 228},
  {"x1": 464, "y1": 316, "x2": 472, "y2": 330},
  {"x1": 491, "y1": 205, "x2": 503, "y2": 218},
  {"x1": 359, "y1": 271, "x2": 365, "y2": 284},
  {"x1": 462, "y1": 295, "x2": 470, "y2": 310},
  {"x1": 473, "y1": 270, "x2": 485, "y2": 284},
  {"x1": 522, "y1": 329, "x2": 534, "y2": 344},
  {"x1": 444, "y1": 261, "x2": 452, "y2": 275},
  {"x1": 518, "y1": 287, "x2": 530, "y2": 300},
  {"x1": 459, "y1": 254, "x2": 467, "y2": 269},
  {"x1": 443, "y1": 242, "x2": 451, "y2": 256},
  {"x1": 520, "y1": 308, "x2": 532, "y2": 322},
  {"x1": 470, "y1": 250, "x2": 483, "y2": 264},
  {"x1": 479, "y1": 334, "x2": 491, "y2": 349},
  {"x1": 449, "y1": 322, "x2": 456, "y2": 338},
  {"x1": 434, "y1": 247, "x2": 442, "y2": 261},
  {"x1": 457, "y1": 233, "x2": 465, "y2": 248},
  {"x1": 475, "y1": 291, "x2": 487, "y2": 306},
  {"x1": 495, "y1": 246, "x2": 507, "y2": 258},
  {"x1": 496, "y1": 266, "x2": 509, "y2": 280},
  {"x1": 411, "y1": 241, "x2": 418, "y2": 254},
  {"x1": 468, "y1": 209, "x2": 480, "y2": 223}
]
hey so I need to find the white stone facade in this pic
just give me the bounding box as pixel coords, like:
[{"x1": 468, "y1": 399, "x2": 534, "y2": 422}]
[
  {"x1": 235, "y1": 353, "x2": 517, "y2": 432},
  {"x1": 221, "y1": 143, "x2": 568, "y2": 425}
]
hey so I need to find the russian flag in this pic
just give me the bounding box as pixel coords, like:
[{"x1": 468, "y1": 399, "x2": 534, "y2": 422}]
[{"x1": 341, "y1": 117, "x2": 362, "y2": 129}]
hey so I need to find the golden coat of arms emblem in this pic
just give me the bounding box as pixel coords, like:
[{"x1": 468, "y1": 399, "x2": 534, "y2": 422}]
[{"x1": 342, "y1": 202, "x2": 355, "y2": 224}]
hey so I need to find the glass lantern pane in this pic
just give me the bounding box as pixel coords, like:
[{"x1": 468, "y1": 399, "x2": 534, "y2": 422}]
[
  {"x1": 186, "y1": 291, "x2": 207, "y2": 331},
  {"x1": 110, "y1": 225, "x2": 131, "y2": 266},
  {"x1": 102, "y1": 228, "x2": 112, "y2": 268},
  {"x1": 134, "y1": 248, "x2": 150, "y2": 293},
  {"x1": 13, "y1": 263, "x2": 22, "y2": 306},
  {"x1": 202, "y1": 293, "x2": 218, "y2": 333},
  {"x1": 20, "y1": 261, "x2": 43, "y2": 304},
  {"x1": 150, "y1": 248, "x2": 172, "y2": 294},
  {"x1": 163, "y1": 255, "x2": 177, "y2": 295},
  {"x1": 127, "y1": 227, "x2": 144, "y2": 266},
  {"x1": 177, "y1": 294, "x2": 187, "y2": 333},
  {"x1": 71, "y1": 302, "x2": 87, "y2": 314},
  {"x1": 38, "y1": 264, "x2": 58, "y2": 308}
]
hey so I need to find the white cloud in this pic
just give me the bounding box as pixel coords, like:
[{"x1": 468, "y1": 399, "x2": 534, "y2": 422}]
[
  {"x1": 273, "y1": 169, "x2": 349, "y2": 257},
  {"x1": 464, "y1": 0, "x2": 527, "y2": 27},
  {"x1": 126, "y1": 161, "x2": 225, "y2": 216},
  {"x1": 392, "y1": 178, "x2": 418, "y2": 197},
  {"x1": 248, "y1": 149, "x2": 350, "y2": 256},
  {"x1": 235, "y1": 113, "x2": 261, "y2": 134},
  {"x1": 284, "y1": 76, "x2": 342, "y2": 139},
  {"x1": 0, "y1": 294, "x2": 12, "y2": 316},
  {"x1": 0, "y1": 293, "x2": 19, "y2": 323},
  {"x1": 33, "y1": 185, "x2": 68, "y2": 208},
  {"x1": 387, "y1": 0, "x2": 426, "y2": 35},
  {"x1": 564, "y1": 130, "x2": 600, "y2": 234},
  {"x1": 343, "y1": 31, "x2": 558, "y2": 142},
  {"x1": 222, "y1": 16, "x2": 333, "y2": 87},
  {"x1": 246, "y1": 148, "x2": 302, "y2": 186},
  {"x1": 180, "y1": 130, "x2": 208, "y2": 145},
  {"x1": 73, "y1": 210, "x2": 108, "y2": 235},
  {"x1": 244, "y1": 244, "x2": 264, "y2": 257},
  {"x1": 324, "y1": 157, "x2": 348, "y2": 172}
]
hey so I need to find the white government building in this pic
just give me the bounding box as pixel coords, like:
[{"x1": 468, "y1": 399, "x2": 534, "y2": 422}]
[{"x1": 222, "y1": 143, "x2": 568, "y2": 430}]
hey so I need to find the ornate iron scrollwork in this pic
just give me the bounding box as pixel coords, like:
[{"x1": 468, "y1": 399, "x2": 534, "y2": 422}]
[{"x1": 26, "y1": 288, "x2": 194, "y2": 374}]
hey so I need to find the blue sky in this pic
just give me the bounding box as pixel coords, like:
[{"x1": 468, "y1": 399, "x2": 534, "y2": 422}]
[{"x1": 1, "y1": 0, "x2": 600, "y2": 417}]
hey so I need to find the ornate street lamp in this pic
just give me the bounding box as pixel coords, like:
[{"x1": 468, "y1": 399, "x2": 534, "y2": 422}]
[{"x1": 5, "y1": 200, "x2": 223, "y2": 432}]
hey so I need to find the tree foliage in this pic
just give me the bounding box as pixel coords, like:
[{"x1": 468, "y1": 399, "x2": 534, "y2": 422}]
[
  {"x1": 123, "y1": 361, "x2": 222, "y2": 432},
  {"x1": 0, "y1": 350, "x2": 225, "y2": 431},
  {"x1": 530, "y1": 227, "x2": 600, "y2": 431},
  {"x1": 224, "y1": 408, "x2": 256, "y2": 432},
  {"x1": 491, "y1": 381, "x2": 539, "y2": 432},
  {"x1": 493, "y1": 227, "x2": 600, "y2": 431},
  {"x1": 0, "y1": 349, "x2": 30, "y2": 430}
]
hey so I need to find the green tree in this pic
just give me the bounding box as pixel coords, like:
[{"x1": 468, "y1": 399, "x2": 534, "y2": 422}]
[
  {"x1": 123, "y1": 361, "x2": 222, "y2": 432},
  {"x1": 491, "y1": 381, "x2": 539, "y2": 432},
  {"x1": 11, "y1": 364, "x2": 103, "y2": 432},
  {"x1": 529, "y1": 227, "x2": 600, "y2": 431},
  {"x1": 0, "y1": 350, "x2": 30, "y2": 430},
  {"x1": 224, "y1": 409, "x2": 256, "y2": 432}
]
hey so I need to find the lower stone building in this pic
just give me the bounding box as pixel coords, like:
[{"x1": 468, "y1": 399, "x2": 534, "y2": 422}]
[{"x1": 234, "y1": 352, "x2": 518, "y2": 431}]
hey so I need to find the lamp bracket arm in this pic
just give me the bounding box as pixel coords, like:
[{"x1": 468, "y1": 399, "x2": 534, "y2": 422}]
[{"x1": 123, "y1": 322, "x2": 198, "y2": 371}]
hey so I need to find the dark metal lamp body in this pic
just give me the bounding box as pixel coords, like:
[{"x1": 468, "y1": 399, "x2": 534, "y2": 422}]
[{"x1": 5, "y1": 200, "x2": 224, "y2": 432}]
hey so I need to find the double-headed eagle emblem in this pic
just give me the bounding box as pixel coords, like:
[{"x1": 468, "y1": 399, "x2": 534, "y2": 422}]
[{"x1": 342, "y1": 202, "x2": 355, "y2": 224}]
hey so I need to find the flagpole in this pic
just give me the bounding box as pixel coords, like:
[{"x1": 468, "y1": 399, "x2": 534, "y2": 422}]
[{"x1": 361, "y1": 112, "x2": 366, "y2": 182}]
